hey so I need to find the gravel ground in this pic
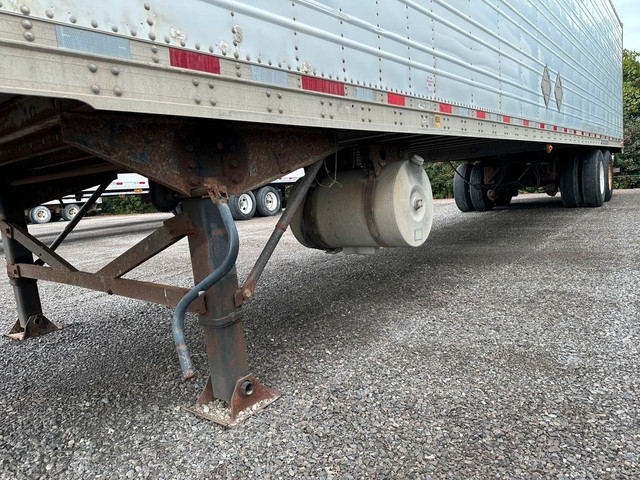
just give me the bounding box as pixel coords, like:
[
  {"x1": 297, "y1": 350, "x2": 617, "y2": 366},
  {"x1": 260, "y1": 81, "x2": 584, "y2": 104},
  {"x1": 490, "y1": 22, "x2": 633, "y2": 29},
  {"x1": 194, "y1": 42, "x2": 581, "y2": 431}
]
[{"x1": 0, "y1": 191, "x2": 638, "y2": 479}]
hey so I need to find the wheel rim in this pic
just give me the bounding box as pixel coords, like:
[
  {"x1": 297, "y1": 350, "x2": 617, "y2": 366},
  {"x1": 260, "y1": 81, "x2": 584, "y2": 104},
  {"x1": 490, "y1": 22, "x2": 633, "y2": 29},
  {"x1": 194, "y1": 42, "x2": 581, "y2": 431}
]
[
  {"x1": 598, "y1": 162, "x2": 605, "y2": 195},
  {"x1": 36, "y1": 209, "x2": 48, "y2": 220},
  {"x1": 607, "y1": 162, "x2": 614, "y2": 191},
  {"x1": 264, "y1": 192, "x2": 279, "y2": 212},
  {"x1": 68, "y1": 207, "x2": 79, "y2": 218},
  {"x1": 238, "y1": 194, "x2": 253, "y2": 214}
]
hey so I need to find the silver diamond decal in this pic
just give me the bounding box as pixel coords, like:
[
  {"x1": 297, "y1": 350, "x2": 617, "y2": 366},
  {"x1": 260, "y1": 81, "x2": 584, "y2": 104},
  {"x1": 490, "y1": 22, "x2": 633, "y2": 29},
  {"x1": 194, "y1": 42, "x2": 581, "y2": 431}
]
[
  {"x1": 541, "y1": 65, "x2": 551, "y2": 108},
  {"x1": 554, "y1": 73, "x2": 563, "y2": 111}
]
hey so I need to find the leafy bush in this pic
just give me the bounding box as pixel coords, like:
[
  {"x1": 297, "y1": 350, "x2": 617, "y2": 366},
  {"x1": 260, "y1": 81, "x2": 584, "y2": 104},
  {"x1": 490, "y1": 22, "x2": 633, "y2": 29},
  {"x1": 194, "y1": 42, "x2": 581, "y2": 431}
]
[
  {"x1": 424, "y1": 162, "x2": 457, "y2": 199},
  {"x1": 100, "y1": 196, "x2": 157, "y2": 215}
]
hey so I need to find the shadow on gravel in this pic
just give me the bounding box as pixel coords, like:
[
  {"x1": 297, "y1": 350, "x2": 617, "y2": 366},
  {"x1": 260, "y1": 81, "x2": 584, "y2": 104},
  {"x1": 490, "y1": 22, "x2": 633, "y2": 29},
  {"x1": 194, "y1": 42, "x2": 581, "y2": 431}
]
[{"x1": 240, "y1": 198, "x2": 580, "y2": 364}]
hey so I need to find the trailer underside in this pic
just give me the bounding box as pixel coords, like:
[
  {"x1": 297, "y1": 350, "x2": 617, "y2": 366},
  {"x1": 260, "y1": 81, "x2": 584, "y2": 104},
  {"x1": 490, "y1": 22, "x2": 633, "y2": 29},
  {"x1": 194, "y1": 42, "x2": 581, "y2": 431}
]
[{"x1": 0, "y1": 94, "x2": 620, "y2": 425}]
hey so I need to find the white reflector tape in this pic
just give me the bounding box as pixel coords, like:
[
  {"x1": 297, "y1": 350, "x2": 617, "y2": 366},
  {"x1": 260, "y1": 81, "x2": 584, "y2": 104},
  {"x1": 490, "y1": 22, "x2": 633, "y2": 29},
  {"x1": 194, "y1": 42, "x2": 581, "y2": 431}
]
[
  {"x1": 55, "y1": 26, "x2": 131, "y2": 59},
  {"x1": 353, "y1": 87, "x2": 375, "y2": 102},
  {"x1": 251, "y1": 66, "x2": 288, "y2": 87}
]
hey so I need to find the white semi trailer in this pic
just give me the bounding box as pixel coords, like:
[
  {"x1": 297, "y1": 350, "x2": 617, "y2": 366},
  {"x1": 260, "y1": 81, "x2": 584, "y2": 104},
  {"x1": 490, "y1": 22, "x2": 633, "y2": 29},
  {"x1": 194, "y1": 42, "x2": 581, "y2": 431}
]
[
  {"x1": 26, "y1": 170, "x2": 304, "y2": 223},
  {"x1": 0, "y1": 0, "x2": 623, "y2": 424},
  {"x1": 26, "y1": 173, "x2": 150, "y2": 223}
]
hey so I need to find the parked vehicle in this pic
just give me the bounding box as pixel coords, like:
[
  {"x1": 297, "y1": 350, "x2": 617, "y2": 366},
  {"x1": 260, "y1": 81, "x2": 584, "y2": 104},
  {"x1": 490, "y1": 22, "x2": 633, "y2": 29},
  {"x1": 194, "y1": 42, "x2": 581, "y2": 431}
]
[
  {"x1": 0, "y1": 0, "x2": 623, "y2": 424},
  {"x1": 25, "y1": 173, "x2": 149, "y2": 223},
  {"x1": 227, "y1": 169, "x2": 304, "y2": 220}
]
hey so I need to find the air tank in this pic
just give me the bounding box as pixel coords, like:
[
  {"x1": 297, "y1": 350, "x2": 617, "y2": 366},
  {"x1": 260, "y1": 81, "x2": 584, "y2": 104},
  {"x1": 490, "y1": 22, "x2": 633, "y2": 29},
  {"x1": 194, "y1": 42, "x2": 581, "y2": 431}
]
[{"x1": 290, "y1": 157, "x2": 433, "y2": 254}]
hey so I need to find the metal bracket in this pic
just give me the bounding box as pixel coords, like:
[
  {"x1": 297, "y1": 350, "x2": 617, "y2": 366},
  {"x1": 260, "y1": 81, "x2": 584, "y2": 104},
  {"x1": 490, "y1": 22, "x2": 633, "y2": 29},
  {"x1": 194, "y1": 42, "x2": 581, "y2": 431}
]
[
  {"x1": 6, "y1": 263, "x2": 20, "y2": 279},
  {"x1": 0, "y1": 220, "x2": 77, "y2": 272},
  {"x1": 5, "y1": 314, "x2": 61, "y2": 340},
  {"x1": 188, "y1": 374, "x2": 281, "y2": 428}
]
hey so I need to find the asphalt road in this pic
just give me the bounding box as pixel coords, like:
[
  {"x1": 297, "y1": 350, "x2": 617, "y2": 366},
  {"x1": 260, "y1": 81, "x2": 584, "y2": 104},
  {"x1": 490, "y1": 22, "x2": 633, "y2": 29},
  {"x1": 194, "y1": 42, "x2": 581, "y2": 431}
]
[{"x1": 1, "y1": 191, "x2": 639, "y2": 479}]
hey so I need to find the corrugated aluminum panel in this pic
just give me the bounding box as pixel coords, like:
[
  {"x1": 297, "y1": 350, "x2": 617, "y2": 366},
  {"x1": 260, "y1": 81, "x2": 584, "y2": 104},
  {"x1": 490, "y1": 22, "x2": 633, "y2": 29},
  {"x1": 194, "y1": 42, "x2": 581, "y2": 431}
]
[{"x1": 0, "y1": 0, "x2": 623, "y2": 140}]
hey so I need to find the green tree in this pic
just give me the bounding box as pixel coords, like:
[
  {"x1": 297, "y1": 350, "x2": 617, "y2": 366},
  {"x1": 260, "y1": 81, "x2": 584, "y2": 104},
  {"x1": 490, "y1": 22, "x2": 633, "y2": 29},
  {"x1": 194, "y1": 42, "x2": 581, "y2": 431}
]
[
  {"x1": 616, "y1": 49, "x2": 640, "y2": 189},
  {"x1": 424, "y1": 162, "x2": 457, "y2": 199},
  {"x1": 623, "y1": 49, "x2": 640, "y2": 118}
]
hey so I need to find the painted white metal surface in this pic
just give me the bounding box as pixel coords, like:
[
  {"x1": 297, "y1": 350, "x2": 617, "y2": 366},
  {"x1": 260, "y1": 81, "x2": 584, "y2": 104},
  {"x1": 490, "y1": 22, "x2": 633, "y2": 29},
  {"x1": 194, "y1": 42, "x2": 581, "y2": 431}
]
[{"x1": 0, "y1": 0, "x2": 623, "y2": 146}]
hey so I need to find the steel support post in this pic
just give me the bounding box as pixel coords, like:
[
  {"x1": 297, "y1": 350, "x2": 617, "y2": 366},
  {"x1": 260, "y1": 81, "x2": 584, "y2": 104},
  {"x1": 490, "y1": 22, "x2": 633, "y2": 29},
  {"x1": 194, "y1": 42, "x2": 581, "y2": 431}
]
[
  {"x1": 182, "y1": 198, "x2": 279, "y2": 426},
  {"x1": 0, "y1": 197, "x2": 60, "y2": 339}
]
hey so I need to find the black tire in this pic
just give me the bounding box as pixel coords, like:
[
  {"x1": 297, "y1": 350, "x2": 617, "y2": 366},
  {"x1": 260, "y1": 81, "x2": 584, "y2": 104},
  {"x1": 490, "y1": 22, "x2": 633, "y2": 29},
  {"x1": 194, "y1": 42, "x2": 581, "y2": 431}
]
[
  {"x1": 581, "y1": 149, "x2": 605, "y2": 208},
  {"x1": 29, "y1": 205, "x2": 52, "y2": 224},
  {"x1": 603, "y1": 150, "x2": 614, "y2": 202},
  {"x1": 560, "y1": 153, "x2": 582, "y2": 208},
  {"x1": 469, "y1": 163, "x2": 494, "y2": 211},
  {"x1": 453, "y1": 164, "x2": 475, "y2": 212},
  {"x1": 255, "y1": 186, "x2": 282, "y2": 217},
  {"x1": 228, "y1": 192, "x2": 256, "y2": 220},
  {"x1": 61, "y1": 204, "x2": 80, "y2": 222}
]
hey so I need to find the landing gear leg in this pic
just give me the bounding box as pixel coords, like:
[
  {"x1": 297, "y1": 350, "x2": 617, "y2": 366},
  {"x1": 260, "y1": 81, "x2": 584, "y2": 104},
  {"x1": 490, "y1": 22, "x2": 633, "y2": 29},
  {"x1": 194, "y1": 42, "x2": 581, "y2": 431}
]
[
  {"x1": 0, "y1": 197, "x2": 60, "y2": 340},
  {"x1": 181, "y1": 198, "x2": 279, "y2": 427}
]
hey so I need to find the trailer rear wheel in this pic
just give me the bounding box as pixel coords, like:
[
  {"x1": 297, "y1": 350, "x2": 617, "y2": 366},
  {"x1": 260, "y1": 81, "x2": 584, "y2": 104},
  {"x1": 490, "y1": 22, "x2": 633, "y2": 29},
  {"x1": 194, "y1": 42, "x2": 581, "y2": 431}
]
[
  {"x1": 229, "y1": 192, "x2": 256, "y2": 220},
  {"x1": 453, "y1": 164, "x2": 475, "y2": 212},
  {"x1": 255, "y1": 186, "x2": 282, "y2": 216},
  {"x1": 29, "y1": 206, "x2": 52, "y2": 224},
  {"x1": 560, "y1": 154, "x2": 582, "y2": 208},
  {"x1": 603, "y1": 150, "x2": 614, "y2": 202},
  {"x1": 469, "y1": 163, "x2": 494, "y2": 211},
  {"x1": 61, "y1": 204, "x2": 80, "y2": 221},
  {"x1": 581, "y1": 150, "x2": 605, "y2": 208}
]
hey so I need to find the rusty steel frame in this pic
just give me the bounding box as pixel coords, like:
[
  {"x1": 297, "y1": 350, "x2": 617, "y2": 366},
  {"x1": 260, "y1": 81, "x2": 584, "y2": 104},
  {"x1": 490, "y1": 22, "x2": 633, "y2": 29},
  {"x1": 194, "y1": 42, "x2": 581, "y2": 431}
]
[
  {"x1": 59, "y1": 113, "x2": 339, "y2": 196},
  {"x1": 0, "y1": 104, "x2": 343, "y2": 424},
  {"x1": 2, "y1": 214, "x2": 207, "y2": 315}
]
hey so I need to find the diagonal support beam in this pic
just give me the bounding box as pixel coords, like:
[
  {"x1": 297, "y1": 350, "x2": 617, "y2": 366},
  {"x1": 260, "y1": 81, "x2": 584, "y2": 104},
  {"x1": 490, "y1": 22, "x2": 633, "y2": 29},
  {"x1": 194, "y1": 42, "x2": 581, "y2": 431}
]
[
  {"x1": 0, "y1": 221, "x2": 77, "y2": 272},
  {"x1": 12, "y1": 264, "x2": 206, "y2": 314},
  {"x1": 97, "y1": 215, "x2": 196, "y2": 279}
]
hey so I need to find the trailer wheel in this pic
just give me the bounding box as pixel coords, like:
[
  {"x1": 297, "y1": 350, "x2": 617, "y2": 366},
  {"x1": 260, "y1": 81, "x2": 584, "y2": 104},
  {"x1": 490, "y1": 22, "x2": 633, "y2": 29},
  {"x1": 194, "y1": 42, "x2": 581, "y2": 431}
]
[
  {"x1": 29, "y1": 206, "x2": 52, "y2": 224},
  {"x1": 61, "y1": 204, "x2": 80, "y2": 221},
  {"x1": 581, "y1": 150, "x2": 605, "y2": 208},
  {"x1": 560, "y1": 153, "x2": 582, "y2": 208},
  {"x1": 229, "y1": 192, "x2": 256, "y2": 220},
  {"x1": 469, "y1": 163, "x2": 494, "y2": 211},
  {"x1": 453, "y1": 164, "x2": 475, "y2": 212},
  {"x1": 603, "y1": 150, "x2": 614, "y2": 202},
  {"x1": 255, "y1": 186, "x2": 282, "y2": 216}
]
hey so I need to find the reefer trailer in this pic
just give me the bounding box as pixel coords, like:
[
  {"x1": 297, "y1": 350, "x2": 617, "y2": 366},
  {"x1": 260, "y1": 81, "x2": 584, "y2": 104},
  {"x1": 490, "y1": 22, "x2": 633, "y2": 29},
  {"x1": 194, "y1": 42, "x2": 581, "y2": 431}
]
[{"x1": 0, "y1": 0, "x2": 623, "y2": 425}]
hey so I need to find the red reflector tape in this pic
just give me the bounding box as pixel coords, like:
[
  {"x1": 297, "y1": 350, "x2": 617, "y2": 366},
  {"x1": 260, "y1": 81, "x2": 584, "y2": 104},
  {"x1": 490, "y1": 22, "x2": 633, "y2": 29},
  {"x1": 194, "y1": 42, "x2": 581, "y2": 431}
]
[
  {"x1": 387, "y1": 93, "x2": 405, "y2": 106},
  {"x1": 539, "y1": 123, "x2": 546, "y2": 129},
  {"x1": 503, "y1": 116, "x2": 511, "y2": 123},
  {"x1": 553, "y1": 125, "x2": 558, "y2": 131},
  {"x1": 301, "y1": 76, "x2": 345, "y2": 96},
  {"x1": 523, "y1": 120, "x2": 530, "y2": 127},
  {"x1": 563, "y1": 128, "x2": 568, "y2": 133},
  {"x1": 477, "y1": 111, "x2": 486, "y2": 119},
  {"x1": 439, "y1": 103, "x2": 453, "y2": 114},
  {"x1": 169, "y1": 49, "x2": 220, "y2": 74},
  {"x1": 116, "y1": 182, "x2": 123, "y2": 185}
]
